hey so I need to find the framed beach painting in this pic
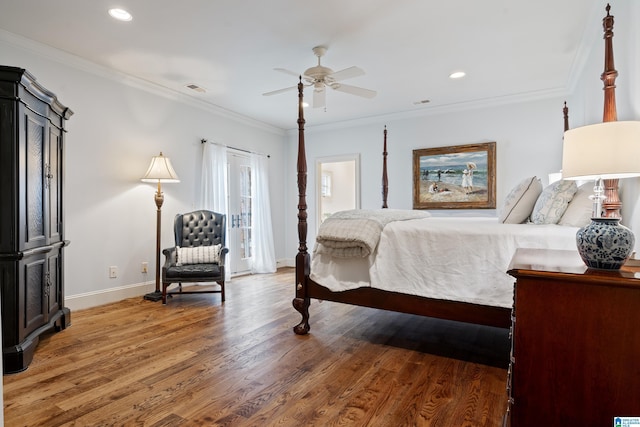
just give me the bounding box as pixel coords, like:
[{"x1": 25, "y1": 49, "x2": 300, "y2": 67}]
[{"x1": 412, "y1": 142, "x2": 496, "y2": 209}]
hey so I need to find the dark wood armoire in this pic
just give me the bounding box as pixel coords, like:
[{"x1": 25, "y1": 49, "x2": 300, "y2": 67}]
[{"x1": 0, "y1": 66, "x2": 73, "y2": 374}]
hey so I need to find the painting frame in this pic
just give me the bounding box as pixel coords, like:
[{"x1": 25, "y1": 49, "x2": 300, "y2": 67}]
[{"x1": 412, "y1": 142, "x2": 496, "y2": 210}]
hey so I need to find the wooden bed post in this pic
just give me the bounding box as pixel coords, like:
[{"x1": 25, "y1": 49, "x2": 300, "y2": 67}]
[
  {"x1": 382, "y1": 126, "x2": 389, "y2": 208},
  {"x1": 563, "y1": 101, "x2": 569, "y2": 133},
  {"x1": 293, "y1": 78, "x2": 311, "y2": 335},
  {"x1": 601, "y1": 3, "x2": 621, "y2": 218}
]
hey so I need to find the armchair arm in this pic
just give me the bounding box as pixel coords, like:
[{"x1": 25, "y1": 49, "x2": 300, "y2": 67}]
[
  {"x1": 162, "y1": 247, "x2": 177, "y2": 269},
  {"x1": 218, "y1": 247, "x2": 229, "y2": 267}
]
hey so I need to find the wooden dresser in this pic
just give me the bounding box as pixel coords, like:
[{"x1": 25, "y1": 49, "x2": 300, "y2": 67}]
[{"x1": 504, "y1": 248, "x2": 640, "y2": 426}]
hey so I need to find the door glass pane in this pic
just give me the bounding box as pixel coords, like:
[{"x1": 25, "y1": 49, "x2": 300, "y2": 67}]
[
  {"x1": 240, "y1": 165, "x2": 252, "y2": 259},
  {"x1": 227, "y1": 154, "x2": 253, "y2": 274}
]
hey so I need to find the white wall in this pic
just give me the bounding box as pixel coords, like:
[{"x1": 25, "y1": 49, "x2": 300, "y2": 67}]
[{"x1": 0, "y1": 32, "x2": 287, "y2": 309}]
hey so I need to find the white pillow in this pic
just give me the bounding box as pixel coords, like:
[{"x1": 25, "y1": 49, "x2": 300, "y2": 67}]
[
  {"x1": 499, "y1": 176, "x2": 542, "y2": 224},
  {"x1": 558, "y1": 182, "x2": 593, "y2": 227},
  {"x1": 530, "y1": 180, "x2": 578, "y2": 224},
  {"x1": 176, "y1": 244, "x2": 221, "y2": 265}
]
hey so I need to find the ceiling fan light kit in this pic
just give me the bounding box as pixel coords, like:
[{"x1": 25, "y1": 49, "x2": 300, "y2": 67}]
[{"x1": 263, "y1": 45, "x2": 376, "y2": 108}]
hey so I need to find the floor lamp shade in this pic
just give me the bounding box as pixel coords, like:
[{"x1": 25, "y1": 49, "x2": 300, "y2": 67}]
[
  {"x1": 141, "y1": 152, "x2": 180, "y2": 183},
  {"x1": 562, "y1": 121, "x2": 640, "y2": 270},
  {"x1": 141, "y1": 152, "x2": 179, "y2": 301}
]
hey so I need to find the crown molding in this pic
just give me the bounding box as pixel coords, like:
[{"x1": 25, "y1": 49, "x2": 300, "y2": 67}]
[
  {"x1": 0, "y1": 29, "x2": 285, "y2": 137},
  {"x1": 292, "y1": 86, "x2": 570, "y2": 135}
]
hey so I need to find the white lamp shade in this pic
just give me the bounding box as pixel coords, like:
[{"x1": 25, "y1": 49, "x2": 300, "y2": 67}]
[
  {"x1": 562, "y1": 121, "x2": 640, "y2": 180},
  {"x1": 141, "y1": 152, "x2": 180, "y2": 183}
]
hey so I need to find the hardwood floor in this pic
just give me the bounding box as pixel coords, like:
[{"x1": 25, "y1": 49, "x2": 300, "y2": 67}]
[{"x1": 4, "y1": 268, "x2": 509, "y2": 426}]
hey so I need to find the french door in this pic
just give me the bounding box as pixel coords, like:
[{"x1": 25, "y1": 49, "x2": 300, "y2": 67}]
[{"x1": 227, "y1": 153, "x2": 252, "y2": 275}]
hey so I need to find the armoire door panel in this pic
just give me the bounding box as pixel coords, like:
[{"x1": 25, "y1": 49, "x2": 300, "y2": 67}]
[
  {"x1": 46, "y1": 251, "x2": 62, "y2": 316},
  {"x1": 22, "y1": 256, "x2": 46, "y2": 340},
  {"x1": 48, "y1": 126, "x2": 62, "y2": 243},
  {"x1": 24, "y1": 112, "x2": 47, "y2": 250}
]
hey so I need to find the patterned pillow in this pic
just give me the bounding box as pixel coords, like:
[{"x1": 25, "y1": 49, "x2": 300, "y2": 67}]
[
  {"x1": 499, "y1": 176, "x2": 542, "y2": 224},
  {"x1": 530, "y1": 180, "x2": 578, "y2": 224},
  {"x1": 176, "y1": 244, "x2": 221, "y2": 265},
  {"x1": 558, "y1": 182, "x2": 593, "y2": 227}
]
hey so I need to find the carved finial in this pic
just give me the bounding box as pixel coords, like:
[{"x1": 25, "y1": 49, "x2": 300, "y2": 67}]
[
  {"x1": 603, "y1": 4, "x2": 614, "y2": 34},
  {"x1": 563, "y1": 101, "x2": 569, "y2": 133},
  {"x1": 382, "y1": 125, "x2": 389, "y2": 208}
]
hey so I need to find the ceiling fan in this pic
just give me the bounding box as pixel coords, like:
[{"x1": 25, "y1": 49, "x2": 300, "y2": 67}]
[{"x1": 262, "y1": 46, "x2": 376, "y2": 108}]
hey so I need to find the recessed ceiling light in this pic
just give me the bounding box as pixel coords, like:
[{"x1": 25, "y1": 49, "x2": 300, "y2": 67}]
[
  {"x1": 108, "y1": 8, "x2": 133, "y2": 21},
  {"x1": 449, "y1": 71, "x2": 466, "y2": 79}
]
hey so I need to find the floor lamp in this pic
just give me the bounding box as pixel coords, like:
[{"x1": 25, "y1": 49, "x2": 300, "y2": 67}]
[{"x1": 141, "y1": 152, "x2": 180, "y2": 301}]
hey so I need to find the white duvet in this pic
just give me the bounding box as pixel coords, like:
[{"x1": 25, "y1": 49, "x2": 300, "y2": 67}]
[{"x1": 310, "y1": 217, "x2": 579, "y2": 308}]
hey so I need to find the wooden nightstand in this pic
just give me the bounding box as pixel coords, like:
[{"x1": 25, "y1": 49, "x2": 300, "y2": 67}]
[{"x1": 504, "y1": 248, "x2": 640, "y2": 427}]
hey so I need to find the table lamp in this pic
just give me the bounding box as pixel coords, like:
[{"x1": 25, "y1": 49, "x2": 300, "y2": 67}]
[{"x1": 562, "y1": 121, "x2": 640, "y2": 269}]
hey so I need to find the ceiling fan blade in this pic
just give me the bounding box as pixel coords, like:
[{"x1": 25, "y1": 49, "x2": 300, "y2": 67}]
[
  {"x1": 313, "y1": 87, "x2": 326, "y2": 108},
  {"x1": 274, "y1": 68, "x2": 300, "y2": 77},
  {"x1": 330, "y1": 83, "x2": 377, "y2": 99},
  {"x1": 330, "y1": 66, "x2": 365, "y2": 81},
  {"x1": 262, "y1": 85, "x2": 297, "y2": 96}
]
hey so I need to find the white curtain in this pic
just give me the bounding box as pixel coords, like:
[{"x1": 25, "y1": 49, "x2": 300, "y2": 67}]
[
  {"x1": 200, "y1": 142, "x2": 228, "y2": 214},
  {"x1": 250, "y1": 154, "x2": 276, "y2": 273},
  {"x1": 200, "y1": 142, "x2": 230, "y2": 280}
]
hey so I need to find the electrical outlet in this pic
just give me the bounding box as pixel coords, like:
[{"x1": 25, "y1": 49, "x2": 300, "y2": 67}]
[
  {"x1": 141, "y1": 262, "x2": 148, "y2": 274},
  {"x1": 109, "y1": 266, "x2": 118, "y2": 278}
]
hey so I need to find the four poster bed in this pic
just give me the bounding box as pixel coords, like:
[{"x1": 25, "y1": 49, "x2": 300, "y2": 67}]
[
  {"x1": 292, "y1": 92, "x2": 580, "y2": 334},
  {"x1": 292, "y1": 4, "x2": 616, "y2": 334}
]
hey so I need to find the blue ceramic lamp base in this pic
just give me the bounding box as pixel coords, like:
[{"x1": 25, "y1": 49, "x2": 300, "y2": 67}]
[{"x1": 576, "y1": 217, "x2": 635, "y2": 270}]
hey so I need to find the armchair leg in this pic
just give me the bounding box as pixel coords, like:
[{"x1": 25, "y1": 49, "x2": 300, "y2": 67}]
[
  {"x1": 220, "y1": 281, "x2": 225, "y2": 302},
  {"x1": 162, "y1": 282, "x2": 168, "y2": 304}
]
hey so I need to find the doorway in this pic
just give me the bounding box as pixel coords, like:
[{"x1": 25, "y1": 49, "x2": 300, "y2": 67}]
[{"x1": 316, "y1": 154, "x2": 360, "y2": 230}]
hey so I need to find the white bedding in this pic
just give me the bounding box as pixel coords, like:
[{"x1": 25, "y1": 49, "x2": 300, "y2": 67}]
[
  {"x1": 315, "y1": 209, "x2": 431, "y2": 258},
  {"x1": 310, "y1": 217, "x2": 579, "y2": 308}
]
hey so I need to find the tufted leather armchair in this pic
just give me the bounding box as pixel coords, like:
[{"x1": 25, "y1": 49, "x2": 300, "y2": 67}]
[{"x1": 161, "y1": 210, "x2": 228, "y2": 304}]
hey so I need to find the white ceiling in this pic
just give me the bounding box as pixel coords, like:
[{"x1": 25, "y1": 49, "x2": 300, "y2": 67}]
[{"x1": 0, "y1": 0, "x2": 604, "y2": 130}]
